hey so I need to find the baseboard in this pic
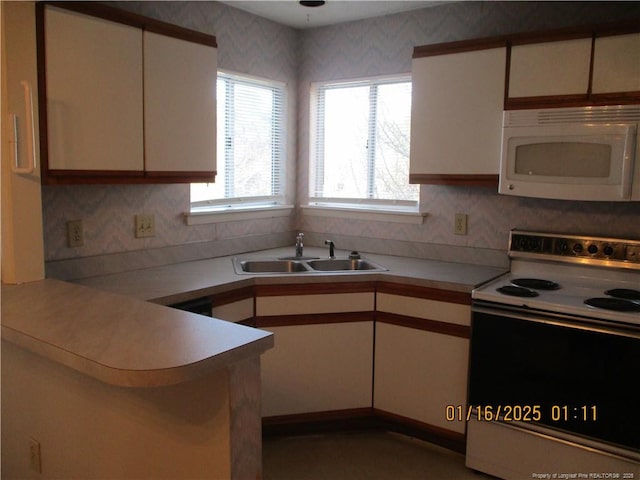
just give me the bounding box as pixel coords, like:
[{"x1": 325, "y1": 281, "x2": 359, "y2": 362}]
[{"x1": 262, "y1": 408, "x2": 466, "y2": 454}]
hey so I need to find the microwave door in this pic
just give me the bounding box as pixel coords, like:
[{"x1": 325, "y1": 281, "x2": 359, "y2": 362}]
[{"x1": 499, "y1": 124, "x2": 636, "y2": 201}]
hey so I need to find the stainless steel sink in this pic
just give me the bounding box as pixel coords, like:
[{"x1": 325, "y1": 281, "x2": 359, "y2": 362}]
[
  {"x1": 306, "y1": 259, "x2": 386, "y2": 271},
  {"x1": 234, "y1": 259, "x2": 310, "y2": 274},
  {"x1": 232, "y1": 256, "x2": 386, "y2": 274}
]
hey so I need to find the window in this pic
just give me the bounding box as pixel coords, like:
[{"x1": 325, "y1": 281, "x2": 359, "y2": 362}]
[
  {"x1": 310, "y1": 75, "x2": 418, "y2": 210},
  {"x1": 191, "y1": 71, "x2": 285, "y2": 210}
]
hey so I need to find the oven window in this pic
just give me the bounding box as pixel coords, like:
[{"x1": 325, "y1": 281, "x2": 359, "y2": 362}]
[{"x1": 468, "y1": 311, "x2": 640, "y2": 451}]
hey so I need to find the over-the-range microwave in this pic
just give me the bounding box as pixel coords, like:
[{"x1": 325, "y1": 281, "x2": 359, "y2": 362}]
[{"x1": 499, "y1": 105, "x2": 640, "y2": 201}]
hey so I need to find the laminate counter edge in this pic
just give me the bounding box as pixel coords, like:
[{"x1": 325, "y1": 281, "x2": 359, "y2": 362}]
[{"x1": 1, "y1": 278, "x2": 274, "y2": 387}]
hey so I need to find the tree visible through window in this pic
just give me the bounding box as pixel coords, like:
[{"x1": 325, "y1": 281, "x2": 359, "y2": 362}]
[
  {"x1": 310, "y1": 76, "x2": 417, "y2": 205},
  {"x1": 191, "y1": 71, "x2": 285, "y2": 207}
]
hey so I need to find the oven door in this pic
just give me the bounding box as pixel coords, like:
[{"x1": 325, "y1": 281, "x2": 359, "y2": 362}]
[{"x1": 469, "y1": 301, "x2": 640, "y2": 453}]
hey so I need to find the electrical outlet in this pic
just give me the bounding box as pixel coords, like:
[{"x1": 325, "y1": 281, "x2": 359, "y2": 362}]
[
  {"x1": 29, "y1": 438, "x2": 42, "y2": 473},
  {"x1": 454, "y1": 213, "x2": 468, "y2": 235},
  {"x1": 135, "y1": 214, "x2": 155, "y2": 238},
  {"x1": 66, "y1": 220, "x2": 84, "y2": 247}
]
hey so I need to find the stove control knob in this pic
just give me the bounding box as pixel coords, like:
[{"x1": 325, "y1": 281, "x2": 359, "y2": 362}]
[
  {"x1": 603, "y1": 245, "x2": 614, "y2": 257},
  {"x1": 572, "y1": 243, "x2": 583, "y2": 254},
  {"x1": 557, "y1": 240, "x2": 570, "y2": 254},
  {"x1": 588, "y1": 244, "x2": 598, "y2": 255}
]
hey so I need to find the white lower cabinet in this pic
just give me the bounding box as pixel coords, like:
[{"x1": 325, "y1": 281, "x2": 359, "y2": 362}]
[
  {"x1": 256, "y1": 285, "x2": 470, "y2": 440},
  {"x1": 374, "y1": 322, "x2": 469, "y2": 434},
  {"x1": 257, "y1": 290, "x2": 375, "y2": 417},
  {"x1": 260, "y1": 321, "x2": 374, "y2": 417}
]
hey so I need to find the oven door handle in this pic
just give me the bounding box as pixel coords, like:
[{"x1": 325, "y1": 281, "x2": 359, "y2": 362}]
[{"x1": 472, "y1": 302, "x2": 640, "y2": 339}]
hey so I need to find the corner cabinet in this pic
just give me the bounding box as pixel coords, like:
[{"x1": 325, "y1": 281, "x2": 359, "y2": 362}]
[
  {"x1": 254, "y1": 283, "x2": 375, "y2": 418},
  {"x1": 409, "y1": 41, "x2": 506, "y2": 186},
  {"x1": 37, "y1": 3, "x2": 217, "y2": 185}
]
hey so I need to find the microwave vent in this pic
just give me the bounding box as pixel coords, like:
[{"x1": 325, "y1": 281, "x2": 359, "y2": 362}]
[{"x1": 504, "y1": 105, "x2": 640, "y2": 127}]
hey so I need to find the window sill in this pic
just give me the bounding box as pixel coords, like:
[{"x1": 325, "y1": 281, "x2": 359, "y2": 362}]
[
  {"x1": 301, "y1": 204, "x2": 427, "y2": 224},
  {"x1": 185, "y1": 204, "x2": 294, "y2": 225}
]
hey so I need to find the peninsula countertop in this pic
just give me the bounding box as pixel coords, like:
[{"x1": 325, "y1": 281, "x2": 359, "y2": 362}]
[{"x1": 1, "y1": 278, "x2": 274, "y2": 387}]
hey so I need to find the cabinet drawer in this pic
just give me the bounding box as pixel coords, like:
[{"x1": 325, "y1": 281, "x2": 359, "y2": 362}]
[
  {"x1": 256, "y1": 292, "x2": 374, "y2": 316},
  {"x1": 376, "y1": 293, "x2": 470, "y2": 327}
]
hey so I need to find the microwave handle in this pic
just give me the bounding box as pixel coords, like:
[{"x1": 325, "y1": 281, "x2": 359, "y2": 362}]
[{"x1": 620, "y1": 124, "x2": 636, "y2": 199}]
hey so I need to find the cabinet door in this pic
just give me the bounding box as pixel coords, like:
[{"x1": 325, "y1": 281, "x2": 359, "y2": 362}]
[
  {"x1": 508, "y1": 38, "x2": 592, "y2": 98},
  {"x1": 144, "y1": 32, "x2": 217, "y2": 175},
  {"x1": 409, "y1": 47, "x2": 505, "y2": 181},
  {"x1": 592, "y1": 33, "x2": 640, "y2": 94},
  {"x1": 374, "y1": 322, "x2": 469, "y2": 434},
  {"x1": 44, "y1": 6, "x2": 144, "y2": 172},
  {"x1": 261, "y1": 322, "x2": 374, "y2": 417},
  {"x1": 256, "y1": 290, "x2": 375, "y2": 417}
]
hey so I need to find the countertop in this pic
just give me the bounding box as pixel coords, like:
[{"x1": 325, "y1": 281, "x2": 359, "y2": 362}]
[
  {"x1": 1, "y1": 248, "x2": 506, "y2": 389},
  {"x1": 74, "y1": 247, "x2": 509, "y2": 306},
  {"x1": 1, "y1": 278, "x2": 273, "y2": 387}
]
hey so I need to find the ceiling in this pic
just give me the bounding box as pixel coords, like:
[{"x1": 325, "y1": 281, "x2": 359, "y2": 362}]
[{"x1": 218, "y1": 1, "x2": 444, "y2": 29}]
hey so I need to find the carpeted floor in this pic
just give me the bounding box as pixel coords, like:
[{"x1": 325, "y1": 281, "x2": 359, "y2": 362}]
[{"x1": 263, "y1": 431, "x2": 493, "y2": 480}]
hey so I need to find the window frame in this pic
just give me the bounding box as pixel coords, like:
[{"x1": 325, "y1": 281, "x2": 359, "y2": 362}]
[
  {"x1": 308, "y1": 74, "x2": 419, "y2": 214},
  {"x1": 189, "y1": 70, "x2": 287, "y2": 216}
]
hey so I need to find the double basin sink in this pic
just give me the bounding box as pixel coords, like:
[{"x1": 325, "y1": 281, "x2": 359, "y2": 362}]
[{"x1": 233, "y1": 256, "x2": 387, "y2": 274}]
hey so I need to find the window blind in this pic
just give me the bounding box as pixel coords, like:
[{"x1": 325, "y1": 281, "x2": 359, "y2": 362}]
[
  {"x1": 310, "y1": 76, "x2": 417, "y2": 203},
  {"x1": 191, "y1": 71, "x2": 285, "y2": 206}
]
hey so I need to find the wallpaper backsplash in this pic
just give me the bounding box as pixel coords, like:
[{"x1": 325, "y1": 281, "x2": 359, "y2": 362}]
[{"x1": 43, "y1": 1, "x2": 640, "y2": 278}]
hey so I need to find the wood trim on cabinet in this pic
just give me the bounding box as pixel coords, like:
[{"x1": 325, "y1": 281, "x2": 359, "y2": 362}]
[
  {"x1": 263, "y1": 408, "x2": 376, "y2": 437},
  {"x1": 42, "y1": 172, "x2": 216, "y2": 185},
  {"x1": 262, "y1": 408, "x2": 466, "y2": 454},
  {"x1": 504, "y1": 94, "x2": 592, "y2": 110},
  {"x1": 413, "y1": 36, "x2": 507, "y2": 58},
  {"x1": 376, "y1": 282, "x2": 471, "y2": 305},
  {"x1": 254, "y1": 282, "x2": 376, "y2": 297},
  {"x1": 375, "y1": 312, "x2": 470, "y2": 339},
  {"x1": 255, "y1": 311, "x2": 375, "y2": 328},
  {"x1": 145, "y1": 171, "x2": 217, "y2": 183},
  {"x1": 211, "y1": 286, "x2": 255, "y2": 307},
  {"x1": 414, "y1": 19, "x2": 640, "y2": 58},
  {"x1": 45, "y1": 1, "x2": 217, "y2": 47},
  {"x1": 505, "y1": 92, "x2": 640, "y2": 111},
  {"x1": 373, "y1": 409, "x2": 466, "y2": 454},
  {"x1": 408, "y1": 174, "x2": 499, "y2": 187}
]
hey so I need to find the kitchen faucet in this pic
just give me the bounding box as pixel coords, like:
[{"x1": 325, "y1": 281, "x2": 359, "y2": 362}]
[
  {"x1": 295, "y1": 233, "x2": 304, "y2": 257},
  {"x1": 325, "y1": 239, "x2": 335, "y2": 259}
]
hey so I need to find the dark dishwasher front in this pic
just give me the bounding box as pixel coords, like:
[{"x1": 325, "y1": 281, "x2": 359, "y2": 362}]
[{"x1": 169, "y1": 297, "x2": 212, "y2": 317}]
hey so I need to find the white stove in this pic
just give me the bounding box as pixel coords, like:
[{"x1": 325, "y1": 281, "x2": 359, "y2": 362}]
[
  {"x1": 467, "y1": 230, "x2": 640, "y2": 480},
  {"x1": 473, "y1": 231, "x2": 640, "y2": 327}
]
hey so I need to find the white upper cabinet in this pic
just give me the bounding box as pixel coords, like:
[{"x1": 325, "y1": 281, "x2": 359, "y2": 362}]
[
  {"x1": 508, "y1": 38, "x2": 592, "y2": 98},
  {"x1": 592, "y1": 33, "x2": 640, "y2": 94},
  {"x1": 44, "y1": 6, "x2": 144, "y2": 172},
  {"x1": 143, "y1": 32, "x2": 217, "y2": 174},
  {"x1": 409, "y1": 45, "x2": 506, "y2": 183},
  {"x1": 40, "y1": 4, "x2": 217, "y2": 184}
]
